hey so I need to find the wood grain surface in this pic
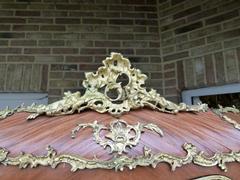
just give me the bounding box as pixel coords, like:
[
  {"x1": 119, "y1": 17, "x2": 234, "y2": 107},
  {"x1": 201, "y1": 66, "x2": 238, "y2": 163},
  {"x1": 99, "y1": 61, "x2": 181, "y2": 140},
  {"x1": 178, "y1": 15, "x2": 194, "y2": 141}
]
[{"x1": 0, "y1": 109, "x2": 239, "y2": 180}]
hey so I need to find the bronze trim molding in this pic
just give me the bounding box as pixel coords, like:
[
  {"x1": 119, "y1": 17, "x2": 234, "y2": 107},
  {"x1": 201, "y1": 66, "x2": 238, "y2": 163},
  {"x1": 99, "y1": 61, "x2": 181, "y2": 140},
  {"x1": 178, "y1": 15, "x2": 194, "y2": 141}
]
[
  {"x1": 0, "y1": 143, "x2": 239, "y2": 172},
  {"x1": 213, "y1": 105, "x2": 240, "y2": 131}
]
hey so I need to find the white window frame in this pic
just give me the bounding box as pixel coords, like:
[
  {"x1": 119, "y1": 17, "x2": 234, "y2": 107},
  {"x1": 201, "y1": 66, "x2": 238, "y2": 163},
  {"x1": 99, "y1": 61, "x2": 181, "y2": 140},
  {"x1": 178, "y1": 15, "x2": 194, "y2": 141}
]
[
  {"x1": 0, "y1": 93, "x2": 48, "y2": 109},
  {"x1": 181, "y1": 83, "x2": 240, "y2": 105}
]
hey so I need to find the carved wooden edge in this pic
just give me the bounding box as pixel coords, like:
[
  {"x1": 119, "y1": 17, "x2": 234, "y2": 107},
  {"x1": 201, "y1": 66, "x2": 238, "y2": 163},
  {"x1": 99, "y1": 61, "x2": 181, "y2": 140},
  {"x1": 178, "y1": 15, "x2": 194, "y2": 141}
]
[{"x1": 0, "y1": 143, "x2": 239, "y2": 172}]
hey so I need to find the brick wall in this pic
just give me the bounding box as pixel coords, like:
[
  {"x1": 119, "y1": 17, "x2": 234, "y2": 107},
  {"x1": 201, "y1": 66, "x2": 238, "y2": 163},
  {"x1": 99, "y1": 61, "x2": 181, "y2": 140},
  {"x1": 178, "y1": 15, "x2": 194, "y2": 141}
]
[
  {"x1": 0, "y1": 0, "x2": 239, "y2": 104},
  {"x1": 0, "y1": 0, "x2": 161, "y2": 103},
  {"x1": 159, "y1": 0, "x2": 240, "y2": 102}
]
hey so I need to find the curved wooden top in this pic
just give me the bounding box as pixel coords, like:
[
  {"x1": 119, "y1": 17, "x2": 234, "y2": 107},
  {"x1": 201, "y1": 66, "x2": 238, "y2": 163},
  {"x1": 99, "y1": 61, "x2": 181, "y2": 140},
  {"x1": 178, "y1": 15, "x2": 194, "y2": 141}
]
[{"x1": 0, "y1": 109, "x2": 239, "y2": 180}]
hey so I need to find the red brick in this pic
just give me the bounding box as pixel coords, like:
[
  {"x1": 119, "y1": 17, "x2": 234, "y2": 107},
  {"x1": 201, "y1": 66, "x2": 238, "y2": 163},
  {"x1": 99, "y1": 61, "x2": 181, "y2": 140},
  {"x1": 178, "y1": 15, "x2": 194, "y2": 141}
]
[
  {"x1": 151, "y1": 72, "x2": 163, "y2": 79},
  {"x1": 109, "y1": 5, "x2": 133, "y2": 11},
  {"x1": 80, "y1": 48, "x2": 106, "y2": 55},
  {"x1": 173, "y1": 6, "x2": 201, "y2": 19},
  {"x1": 0, "y1": 10, "x2": 14, "y2": 16},
  {"x1": 108, "y1": 33, "x2": 134, "y2": 40},
  {"x1": 164, "y1": 63, "x2": 175, "y2": 71},
  {"x1": 135, "y1": 19, "x2": 158, "y2": 25},
  {"x1": 81, "y1": 33, "x2": 106, "y2": 40},
  {"x1": 164, "y1": 79, "x2": 177, "y2": 87},
  {"x1": 24, "y1": 48, "x2": 50, "y2": 54},
  {"x1": 204, "y1": 54, "x2": 215, "y2": 85},
  {"x1": 52, "y1": 48, "x2": 79, "y2": 54},
  {"x1": 163, "y1": 51, "x2": 189, "y2": 62},
  {"x1": 64, "y1": 72, "x2": 85, "y2": 79},
  {"x1": 109, "y1": 19, "x2": 133, "y2": 25},
  {"x1": 51, "y1": 64, "x2": 77, "y2": 71},
  {"x1": 48, "y1": 89, "x2": 62, "y2": 96},
  {"x1": 121, "y1": 0, "x2": 146, "y2": 4},
  {"x1": 165, "y1": 87, "x2": 178, "y2": 96},
  {"x1": 50, "y1": 72, "x2": 63, "y2": 79},
  {"x1": 55, "y1": 18, "x2": 81, "y2": 24},
  {"x1": 0, "y1": 25, "x2": 11, "y2": 31},
  {"x1": 82, "y1": 18, "x2": 107, "y2": 24},
  {"x1": 56, "y1": 4, "x2": 107, "y2": 11},
  {"x1": 38, "y1": 40, "x2": 65, "y2": 46},
  {"x1": 108, "y1": 49, "x2": 134, "y2": 55},
  {"x1": 205, "y1": 10, "x2": 239, "y2": 25},
  {"x1": 12, "y1": 25, "x2": 39, "y2": 31},
  {"x1": 214, "y1": 52, "x2": 225, "y2": 83},
  {"x1": 1, "y1": 3, "x2": 28, "y2": 9},
  {"x1": 95, "y1": 12, "x2": 120, "y2": 18},
  {"x1": 7, "y1": 55, "x2": 34, "y2": 62},
  {"x1": 121, "y1": 12, "x2": 145, "y2": 18},
  {"x1": 11, "y1": 40, "x2": 37, "y2": 46},
  {"x1": 0, "y1": 18, "x2": 25, "y2": 23},
  {"x1": 40, "y1": 25, "x2": 66, "y2": 31},
  {"x1": 0, "y1": 48, "x2": 21, "y2": 54},
  {"x1": 65, "y1": 56, "x2": 93, "y2": 63},
  {"x1": 15, "y1": 10, "x2": 40, "y2": 16},
  {"x1": 177, "y1": 61, "x2": 185, "y2": 89},
  {"x1": 28, "y1": 18, "x2": 53, "y2": 24},
  {"x1": 42, "y1": 11, "x2": 68, "y2": 17},
  {"x1": 95, "y1": 41, "x2": 120, "y2": 47},
  {"x1": 134, "y1": 6, "x2": 157, "y2": 12},
  {"x1": 40, "y1": 65, "x2": 49, "y2": 91},
  {"x1": 0, "y1": 40, "x2": 8, "y2": 46},
  {"x1": 69, "y1": 12, "x2": 94, "y2": 17},
  {"x1": 135, "y1": 34, "x2": 159, "y2": 40},
  {"x1": 49, "y1": 80, "x2": 77, "y2": 88},
  {"x1": 147, "y1": 13, "x2": 158, "y2": 19},
  {"x1": 28, "y1": 4, "x2": 55, "y2": 10},
  {"x1": 26, "y1": 32, "x2": 52, "y2": 39},
  {"x1": 164, "y1": 71, "x2": 175, "y2": 78},
  {"x1": 79, "y1": 64, "x2": 101, "y2": 71}
]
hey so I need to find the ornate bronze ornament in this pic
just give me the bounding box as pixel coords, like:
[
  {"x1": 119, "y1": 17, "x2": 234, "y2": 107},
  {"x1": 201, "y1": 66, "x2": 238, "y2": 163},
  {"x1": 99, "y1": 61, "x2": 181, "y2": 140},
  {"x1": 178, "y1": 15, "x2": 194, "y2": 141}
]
[
  {"x1": 0, "y1": 53, "x2": 208, "y2": 120},
  {"x1": 213, "y1": 105, "x2": 240, "y2": 130},
  {"x1": 0, "y1": 53, "x2": 238, "y2": 176},
  {"x1": 71, "y1": 119, "x2": 164, "y2": 154},
  {"x1": 0, "y1": 143, "x2": 239, "y2": 172}
]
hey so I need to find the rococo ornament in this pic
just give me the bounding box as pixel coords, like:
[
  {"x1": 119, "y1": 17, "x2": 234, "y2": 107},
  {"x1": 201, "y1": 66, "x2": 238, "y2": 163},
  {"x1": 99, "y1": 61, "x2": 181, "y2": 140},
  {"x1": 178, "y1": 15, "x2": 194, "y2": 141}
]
[
  {"x1": 0, "y1": 143, "x2": 239, "y2": 172},
  {"x1": 0, "y1": 52, "x2": 208, "y2": 120},
  {"x1": 71, "y1": 119, "x2": 164, "y2": 154},
  {"x1": 213, "y1": 105, "x2": 240, "y2": 131}
]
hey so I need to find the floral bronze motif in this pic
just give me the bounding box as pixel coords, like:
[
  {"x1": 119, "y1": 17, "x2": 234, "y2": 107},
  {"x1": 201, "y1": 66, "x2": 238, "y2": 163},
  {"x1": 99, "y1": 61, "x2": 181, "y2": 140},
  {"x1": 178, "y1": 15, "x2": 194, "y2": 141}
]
[
  {"x1": 71, "y1": 119, "x2": 164, "y2": 155},
  {"x1": 0, "y1": 53, "x2": 208, "y2": 120},
  {"x1": 0, "y1": 143, "x2": 239, "y2": 172}
]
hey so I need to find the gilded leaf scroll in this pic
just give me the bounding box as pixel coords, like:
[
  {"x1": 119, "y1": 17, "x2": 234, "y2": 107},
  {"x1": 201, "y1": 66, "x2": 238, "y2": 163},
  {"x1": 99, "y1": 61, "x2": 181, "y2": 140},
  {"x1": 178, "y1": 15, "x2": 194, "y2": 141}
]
[
  {"x1": 213, "y1": 105, "x2": 240, "y2": 131},
  {"x1": 71, "y1": 119, "x2": 164, "y2": 155},
  {"x1": 0, "y1": 143, "x2": 239, "y2": 172},
  {"x1": 0, "y1": 53, "x2": 208, "y2": 120}
]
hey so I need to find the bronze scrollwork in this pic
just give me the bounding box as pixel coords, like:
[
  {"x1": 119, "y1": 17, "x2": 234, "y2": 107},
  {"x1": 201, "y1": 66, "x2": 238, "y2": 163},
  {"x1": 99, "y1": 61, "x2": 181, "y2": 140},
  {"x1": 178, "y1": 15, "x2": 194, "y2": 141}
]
[
  {"x1": 71, "y1": 119, "x2": 164, "y2": 154},
  {"x1": 0, "y1": 53, "x2": 208, "y2": 120},
  {"x1": 213, "y1": 105, "x2": 240, "y2": 130},
  {"x1": 0, "y1": 143, "x2": 239, "y2": 172}
]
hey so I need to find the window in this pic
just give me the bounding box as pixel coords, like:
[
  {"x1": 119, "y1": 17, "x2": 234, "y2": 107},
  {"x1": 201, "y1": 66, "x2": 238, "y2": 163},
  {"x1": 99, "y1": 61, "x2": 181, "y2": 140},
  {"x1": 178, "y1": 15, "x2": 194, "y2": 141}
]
[
  {"x1": 181, "y1": 83, "x2": 240, "y2": 108},
  {"x1": 0, "y1": 93, "x2": 48, "y2": 109}
]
